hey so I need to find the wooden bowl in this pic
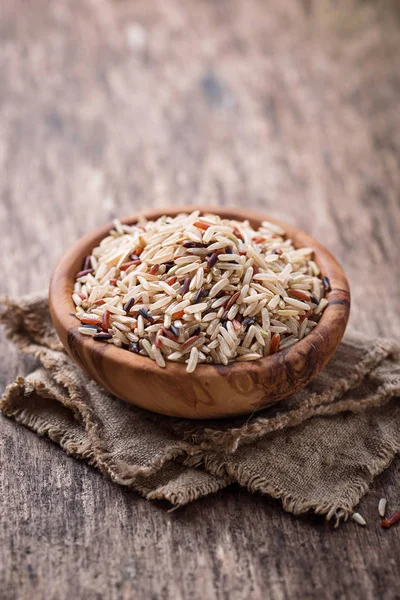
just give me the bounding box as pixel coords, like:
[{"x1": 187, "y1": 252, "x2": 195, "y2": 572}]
[{"x1": 49, "y1": 206, "x2": 350, "y2": 418}]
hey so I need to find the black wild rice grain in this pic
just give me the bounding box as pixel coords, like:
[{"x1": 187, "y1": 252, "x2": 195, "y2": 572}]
[
  {"x1": 207, "y1": 252, "x2": 218, "y2": 268},
  {"x1": 93, "y1": 332, "x2": 112, "y2": 341},
  {"x1": 182, "y1": 277, "x2": 191, "y2": 295},
  {"x1": 242, "y1": 317, "x2": 256, "y2": 328},
  {"x1": 169, "y1": 324, "x2": 179, "y2": 337},
  {"x1": 311, "y1": 296, "x2": 319, "y2": 305},
  {"x1": 162, "y1": 260, "x2": 175, "y2": 272},
  {"x1": 194, "y1": 287, "x2": 205, "y2": 303},
  {"x1": 183, "y1": 242, "x2": 207, "y2": 248},
  {"x1": 138, "y1": 308, "x2": 154, "y2": 322},
  {"x1": 322, "y1": 276, "x2": 331, "y2": 292},
  {"x1": 129, "y1": 341, "x2": 140, "y2": 353},
  {"x1": 191, "y1": 325, "x2": 201, "y2": 336},
  {"x1": 124, "y1": 297, "x2": 135, "y2": 313},
  {"x1": 81, "y1": 323, "x2": 100, "y2": 330},
  {"x1": 215, "y1": 290, "x2": 228, "y2": 299}
]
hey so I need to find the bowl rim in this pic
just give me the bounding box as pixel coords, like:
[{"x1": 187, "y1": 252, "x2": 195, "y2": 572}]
[{"x1": 49, "y1": 205, "x2": 350, "y2": 385}]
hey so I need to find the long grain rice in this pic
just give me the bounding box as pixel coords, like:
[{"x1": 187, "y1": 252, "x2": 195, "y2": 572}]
[
  {"x1": 186, "y1": 347, "x2": 199, "y2": 373},
  {"x1": 378, "y1": 498, "x2": 387, "y2": 518},
  {"x1": 73, "y1": 212, "x2": 329, "y2": 371}
]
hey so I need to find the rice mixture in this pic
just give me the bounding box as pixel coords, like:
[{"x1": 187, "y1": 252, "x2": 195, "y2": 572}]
[{"x1": 72, "y1": 212, "x2": 330, "y2": 372}]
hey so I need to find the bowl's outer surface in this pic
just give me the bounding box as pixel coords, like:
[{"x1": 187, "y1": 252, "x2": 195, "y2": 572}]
[{"x1": 49, "y1": 206, "x2": 350, "y2": 418}]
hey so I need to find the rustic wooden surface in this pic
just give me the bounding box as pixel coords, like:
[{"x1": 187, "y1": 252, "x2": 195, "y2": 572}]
[{"x1": 0, "y1": 0, "x2": 399, "y2": 598}]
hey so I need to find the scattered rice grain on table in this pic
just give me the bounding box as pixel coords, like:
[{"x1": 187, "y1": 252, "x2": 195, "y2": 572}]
[
  {"x1": 378, "y1": 498, "x2": 387, "y2": 518},
  {"x1": 352, "y1": 512, "x2": 367, "y2": 527},
  {"x1": 72, "y1": 212, "x2": 329, "y2": 372}
]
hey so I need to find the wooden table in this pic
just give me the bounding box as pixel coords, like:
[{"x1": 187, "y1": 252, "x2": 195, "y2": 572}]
[{"x1": 1, "y1": 1, "x2": 399, "y2": 598}]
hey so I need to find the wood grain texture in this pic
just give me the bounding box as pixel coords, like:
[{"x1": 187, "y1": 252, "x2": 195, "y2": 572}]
[
  {"x1": 0, "y1": 0, "x2": 399, "y2": 598},
  {"x1": 49, "y1": 206, "x2": 350, "y2": 418}
]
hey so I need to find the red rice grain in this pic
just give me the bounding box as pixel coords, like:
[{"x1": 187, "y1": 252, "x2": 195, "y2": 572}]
[
  {"x1": 102, "y1": 310, "x2": 111, "y2": 331},
  {"x1": 270, "y1": 333, "x2": 280, "y2": 354},
  {"x1": 381, "y1": 512, "x2": 400, "y2": 528}
]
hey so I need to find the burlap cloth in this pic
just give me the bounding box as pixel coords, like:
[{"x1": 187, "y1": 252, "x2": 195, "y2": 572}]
[{"x1": 1, "y1": 292, "x2": 399, "y2": 524}]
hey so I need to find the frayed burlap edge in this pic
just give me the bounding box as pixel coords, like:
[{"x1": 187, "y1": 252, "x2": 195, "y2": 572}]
[
  {"x1": 1, "y1": 292, "x2": 400, "y2": 522},
  {"x1": 3, "y1": 357, "x2": 399, "y2": 521},
  {"x1": 184, "y1": 409, "x2": 400, "y2": 526},
  {"x1": 1, "y1": 374, "x2": 229, "y2": 506},
  {"x1": 161, "y1": 338, "x2": 400, "y2": 453}
]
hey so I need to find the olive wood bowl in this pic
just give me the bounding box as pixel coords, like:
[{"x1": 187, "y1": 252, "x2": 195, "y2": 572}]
[{"x1": 49, "y1": 206, "x2": 350, "y2": 418}]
